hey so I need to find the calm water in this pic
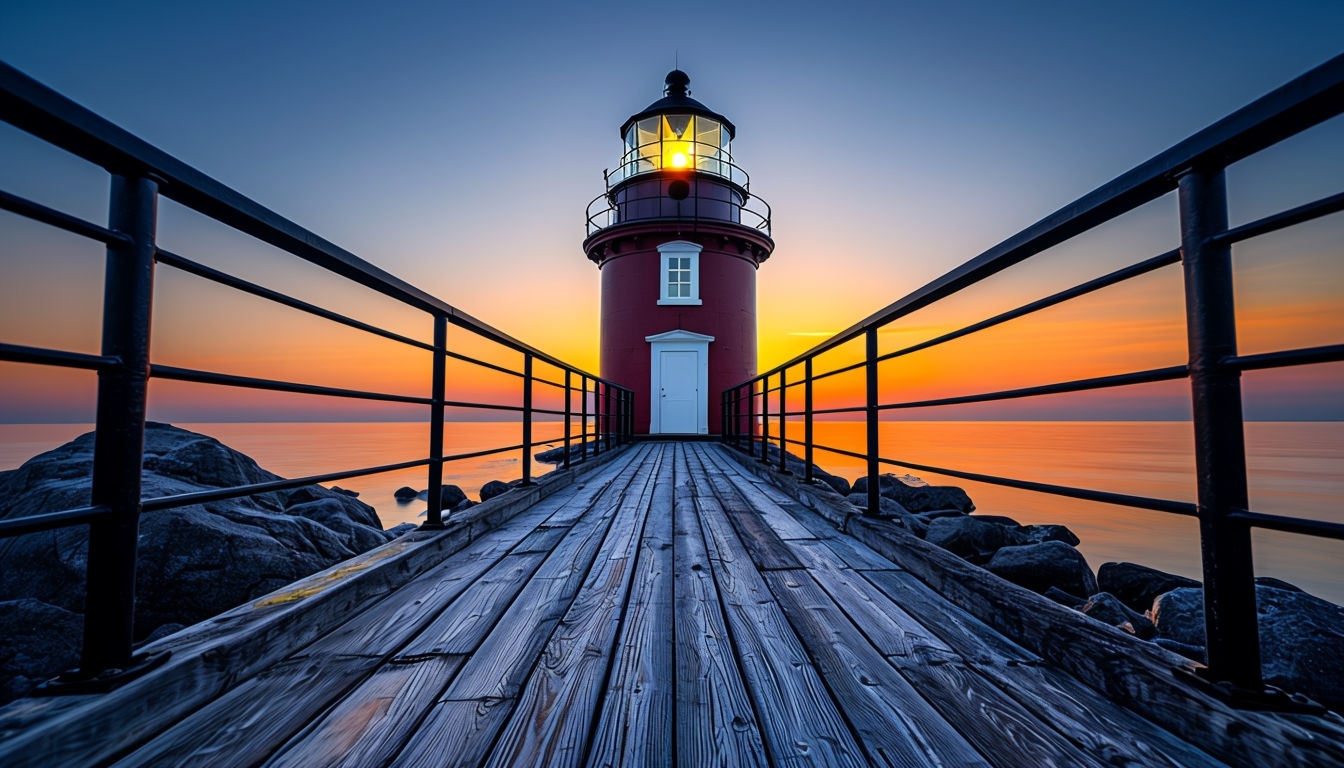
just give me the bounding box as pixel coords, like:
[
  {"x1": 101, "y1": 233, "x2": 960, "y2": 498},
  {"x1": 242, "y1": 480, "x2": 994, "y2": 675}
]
[{"x1": 2, "y1": 420, "x2": 1341, "y2": 604}]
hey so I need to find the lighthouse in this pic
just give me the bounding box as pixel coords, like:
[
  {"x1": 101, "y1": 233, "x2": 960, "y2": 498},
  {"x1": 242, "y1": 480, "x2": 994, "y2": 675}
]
[{"x1": 583, "y1": 70, "x2": 774, "y2": 436}]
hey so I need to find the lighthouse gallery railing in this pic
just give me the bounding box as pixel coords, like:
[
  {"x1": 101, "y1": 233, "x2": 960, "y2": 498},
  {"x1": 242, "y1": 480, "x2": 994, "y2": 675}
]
[
  {"x1": 0, "y1": 60, "x2": 633, "y2": 684},
  {"x1": 725, "y1": 53, "x2": 1344, "y2": 695}
]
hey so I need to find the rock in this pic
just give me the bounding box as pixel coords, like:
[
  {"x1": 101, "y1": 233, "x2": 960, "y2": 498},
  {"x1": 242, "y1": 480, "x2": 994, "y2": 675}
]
[
  {"x1": 973, "y1": 515, "x2": 1021, "y2": 527},
  {"x1": 985, "y1": 540, "x2": 1098, "y2": 598},
  {"x1": 844, "y1": 493, "x2": 909, "y2": 519},
  {"x1": 330, "y1": 486, "x2": 358, "y2": 498},
  {"x1": 480, "y1": 480, "x2": 512, "y2": 502},
  {"x1": 140, "y1": 623, "x2": 185, "y2": 645},
  {"x1": 0, "y1": 423, "x2": 391, "y2": 703},
  {"x1": 1080, "y1": 592, "x2": 1157, "y2": 639},
  {"x1": 0, "y1": 599, "x2": 81, "y2": 701},
  {"x1": 1152, "y1": 584, "x2": 1344, "y2": 711},
  {"x1": 386, "y1": 523, "x2": 418, "y2": 538},
  {"x1": 1097, "y1": 562, "x2": 1201, "y2": 613},
  {"x1": 393, "y1": 486, "x2": 419, "y2": 501},
  {"x1": 925, "y1": 516, "x2": 1025, "y2": 563},
  {"x1": 852, "y1": 473, "x2": 974, "y2": 514},
  {"x1": 438, "y1": 484, "x2": 468, "y2": 509},
  {"x1": 816, "y1": 472, "x2": 850, "y2": 496},
  {"x1": 1017, "y1": 524, "x2": 1081, "y2": 547},
  {"x1": 453, "y1": 499, "x2": 477, "y2": 512}
]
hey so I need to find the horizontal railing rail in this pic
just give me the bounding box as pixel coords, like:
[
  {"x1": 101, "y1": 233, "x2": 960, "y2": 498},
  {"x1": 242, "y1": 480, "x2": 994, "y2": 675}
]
[
  {"x1": 724, "y1": 53, "x2": 1344, "y2": 699},
  {"x1": 0, "y1": 60, "x2": 633, "y2": 685}
]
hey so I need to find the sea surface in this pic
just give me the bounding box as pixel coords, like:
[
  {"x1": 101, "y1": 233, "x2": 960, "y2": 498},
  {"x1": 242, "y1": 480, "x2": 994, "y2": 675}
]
[{"x1": 2, "y1": 420, "x2": 1341, "y2": 605}]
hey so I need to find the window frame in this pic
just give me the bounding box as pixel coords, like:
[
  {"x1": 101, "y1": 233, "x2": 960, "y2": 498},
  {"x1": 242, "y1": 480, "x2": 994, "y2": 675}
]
[{"x1": 657, "y1": 240, "x2": 703, "y2": 306}]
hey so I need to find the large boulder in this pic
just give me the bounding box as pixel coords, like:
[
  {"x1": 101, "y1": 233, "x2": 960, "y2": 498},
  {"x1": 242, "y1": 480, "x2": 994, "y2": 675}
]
[
  {"x1": 1097, "y1": 561, "x2": 1201, "y2": 613},
  {"x1": 852, "y1": 473, "x2": 974, "y2": 514},
  {"x1": 0, "y1": 599, "x2": 81, "y2": 702},
  {"x1": 1080, "y1": 592, "x2": 1157, "y2": 639},
  {"x1": 1151, "y1": 584, "x2": 1344, "y2": 711},
  {"x1": 844, "y1": 492, "x2": 910, "y2": 519},
  {"x1": 985, "y1": 540, "x2": 1098, "y2": 598},
  {"x1": 0, "y1": 423, "x2": 392, "y2": 702},
  {"x1": 925, "y1": 516, "x2": 1025, "y2": 563},
  {"x1": 480, "y1": 480, "x2": 512, "y2": 502}
]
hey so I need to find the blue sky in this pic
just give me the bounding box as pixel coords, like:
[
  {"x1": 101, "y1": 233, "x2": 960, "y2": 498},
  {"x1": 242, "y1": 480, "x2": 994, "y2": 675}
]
[{"x1": 1, "y1": 1, "x2": 1341, "y2": 421}]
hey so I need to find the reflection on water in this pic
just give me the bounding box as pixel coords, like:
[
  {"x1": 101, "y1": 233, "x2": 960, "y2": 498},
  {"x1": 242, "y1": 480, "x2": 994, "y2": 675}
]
[{"x1": 2, "y1": 420, "x2": 1340, "y2": 603}]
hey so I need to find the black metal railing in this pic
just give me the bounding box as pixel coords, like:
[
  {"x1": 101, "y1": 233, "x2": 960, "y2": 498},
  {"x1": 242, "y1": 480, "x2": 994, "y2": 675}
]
[
  {"x1": 0, "y1": 61, "x2": 632, "y2": 682},
  {"x1": 585, "y1": 169, "x2": 772, "y2": 236},
  {"x1": 725, "y1": 54, "x2": 1344, "y2": 694}
]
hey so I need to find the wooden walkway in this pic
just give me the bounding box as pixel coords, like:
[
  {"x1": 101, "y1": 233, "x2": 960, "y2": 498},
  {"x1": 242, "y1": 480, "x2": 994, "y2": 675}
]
[{"x1": 57, "y1": 441, "x2": 1229, "y2": 768}]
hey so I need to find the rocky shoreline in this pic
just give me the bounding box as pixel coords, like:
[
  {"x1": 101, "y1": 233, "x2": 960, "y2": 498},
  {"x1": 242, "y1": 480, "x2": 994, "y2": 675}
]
[
  {"x1": 0, "y1": 424, "x2": 527, "y2": 704},
  {"x1": 759, "y1": 440, "x2": 1344, "y2": 712}
]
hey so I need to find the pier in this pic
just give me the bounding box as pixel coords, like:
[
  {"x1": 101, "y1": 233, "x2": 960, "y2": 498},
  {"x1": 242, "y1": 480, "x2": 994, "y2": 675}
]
[{"x1": 10, "y1": 440, "x2": 1342, "y2": 767}]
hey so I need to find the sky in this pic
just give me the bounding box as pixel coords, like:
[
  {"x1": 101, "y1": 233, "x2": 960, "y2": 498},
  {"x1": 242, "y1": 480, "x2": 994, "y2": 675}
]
[{"x1": 1, "y1": 0, "x2": 1342, "y2": 422}]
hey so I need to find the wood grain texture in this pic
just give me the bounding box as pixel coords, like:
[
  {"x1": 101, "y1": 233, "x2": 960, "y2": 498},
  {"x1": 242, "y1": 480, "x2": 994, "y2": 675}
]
[
  {"x1": 687, "y1": 444, "x2": 867, "y2": 766},
  {"x1": 263, "y1": 656, "x2": 466, "y2": 768},
  {"x1": 484, "y1": 448, "x2": 663, "y2": 767},
  {"x1": 110, "y1": 654, "x2": 380, "y2": 768},
  {"x1": 762, "y1": 570, "x2": 991, "y2": 768},
  {"x1": 670, "y1": 445, "x2": 769, "y2": 768},
  {"x1": 584, "y1": 447, "x2": 675, "y2": 768}
]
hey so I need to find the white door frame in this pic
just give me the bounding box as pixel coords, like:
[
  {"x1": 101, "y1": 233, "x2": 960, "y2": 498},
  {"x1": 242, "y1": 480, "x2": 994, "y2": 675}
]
[{"x1": 646, "y1": 329, "x2": 714, "y2": 435}]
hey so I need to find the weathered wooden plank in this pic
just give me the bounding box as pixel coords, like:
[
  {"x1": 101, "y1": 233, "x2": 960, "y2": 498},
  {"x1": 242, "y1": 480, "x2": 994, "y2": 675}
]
[
  {"x1": 848, "y1": 515, "x2": 1344, "y2": 768},
  {"x1": 691, "y1": 447, "x2": 802, "y2": 571},
  {"x1": 484, "y1": 448, "x2": 663, "y2": 767},
  {"x1": 584, "y1": 447, "x2": 675, "y2": 768},
  {"x1": 863, "y1": 569, "x2": 1042, "y2": 665},
  {"x1": 110, "y1": 654, "x2": 380, "y2": 768},
  {"x1": 685, "y1": 444, "x2": 867, "y2": 765},
  {"x1": 888, "y1": 646, "x2": 1110, "y2": 768},
  {"x1": 761, "y1": 570, "x2": 991, "y2": 768},
  {"x1": 695, "y1": 447, "x2": 818, "y2": 541},
  {"x1": 785, "y1": 538, "x2": 952, "y2": 659},
  {"x1": 966, "y1": 658, "x2": 1230, "y2": 768},
  {"x1": 391, "y1": 446, "x2": 660, "y2": 765},
  {"x1": 398, "y1": 551, "x2": 550, "y2": 656},
  {"x1": 263, "y1": 656, "x2": 465, "y2": 768},
  {"x1": 300, "y1": 512, "x2": 557, "y2": 658},
  {"x1": 389, "y1": 697, "x2": 514, "y2": 768},
  {"x1": 670, "y1": 445, "x2": 769, "y2": 768}
]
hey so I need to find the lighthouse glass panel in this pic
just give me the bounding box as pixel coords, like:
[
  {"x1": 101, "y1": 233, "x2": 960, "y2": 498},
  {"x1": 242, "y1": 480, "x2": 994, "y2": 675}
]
[{"x1": 620, "y1": 115, "x2": 733, "y2": 184}]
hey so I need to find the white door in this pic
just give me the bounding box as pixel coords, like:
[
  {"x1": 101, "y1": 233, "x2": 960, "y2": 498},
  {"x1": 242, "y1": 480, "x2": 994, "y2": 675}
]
[{"x1": 658, "y1": 349, "x2": 699, "y2": 433}]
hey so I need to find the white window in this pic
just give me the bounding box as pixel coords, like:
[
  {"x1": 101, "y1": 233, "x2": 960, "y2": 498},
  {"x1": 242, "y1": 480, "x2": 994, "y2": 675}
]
[{"x1": 657, "y1": 240, "x2": 702, "y2": 305}]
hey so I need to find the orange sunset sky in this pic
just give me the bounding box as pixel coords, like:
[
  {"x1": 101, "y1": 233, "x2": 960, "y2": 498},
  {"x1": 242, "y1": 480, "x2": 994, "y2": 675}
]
[{"x1": 1, "y1": 2, "x2": 1341, "y2": 424}]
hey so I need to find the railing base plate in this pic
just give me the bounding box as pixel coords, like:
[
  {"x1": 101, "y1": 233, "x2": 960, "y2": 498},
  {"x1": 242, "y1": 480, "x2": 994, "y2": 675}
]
[
  {"x1": 1175, "y1": 666, "x2": 1328, "y2": 714},
  {"x1": 33, "y1": 650, "x2": 171, "y2": 696}
]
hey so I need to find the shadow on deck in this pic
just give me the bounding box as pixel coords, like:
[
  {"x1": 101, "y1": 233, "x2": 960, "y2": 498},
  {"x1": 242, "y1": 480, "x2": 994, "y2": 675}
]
[{"x1": 2, "y1": 442, "x2": 1341, "y2": 767}]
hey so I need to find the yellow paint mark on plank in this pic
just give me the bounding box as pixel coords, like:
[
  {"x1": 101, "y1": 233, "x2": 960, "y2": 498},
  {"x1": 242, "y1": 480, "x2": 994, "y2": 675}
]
[{"x1": 253, "y1": 540, "x2": 413, "y2": 608}]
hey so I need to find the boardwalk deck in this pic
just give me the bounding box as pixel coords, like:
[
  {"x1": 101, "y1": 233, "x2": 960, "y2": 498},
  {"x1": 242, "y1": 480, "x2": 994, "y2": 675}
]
[{"x1": 2, "y1": 442, "x2": 1340, "y2": 767}]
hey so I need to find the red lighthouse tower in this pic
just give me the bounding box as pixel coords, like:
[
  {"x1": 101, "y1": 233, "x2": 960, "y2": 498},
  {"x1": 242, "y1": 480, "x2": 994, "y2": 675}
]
[{"x1": 584, "y1": 70, "x2": 774, "y2": 435}]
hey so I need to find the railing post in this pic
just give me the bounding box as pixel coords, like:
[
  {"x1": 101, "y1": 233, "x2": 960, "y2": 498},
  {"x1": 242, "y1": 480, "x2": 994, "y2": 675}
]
[
  {"x1": 563, "y1": 369, "x2": 572, "y2": 469},
  {"x1": 82, "y1": 173, "x2": 157, "y2": 676},
  {"x1": 423, "y1": 315, "x2": 447, "y2": 529},
  {"x1": 865, "y1": 327, "x2": 880, "y2": 516},
  {"x1": 777, "y1": 368, "x2": 789, "y2": 473},
  {"x1": 584, "y1": 376, "x2": 593, "y2": 459},
  {"x1": 592, "y1": 381, "x2": 602, "y2": 457},
  {"x1": 804, "y1": 358, "x2": 815, "y2": 484},
  {"x1": 1178, "y1": 166, "x2": 1261, "y2": 690},
  {"x1": 746, "y1": 381, "x2": 756, "y2": 455},
  {"x1": 521, "y1": 353, "x2": 533, "y2": 485},
  {"x1": 758, "y1": 375, "x2": 770, "y2": 462},
  {"x1": 604, "y1": 383, "x2": 612, "y2": 451}
]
